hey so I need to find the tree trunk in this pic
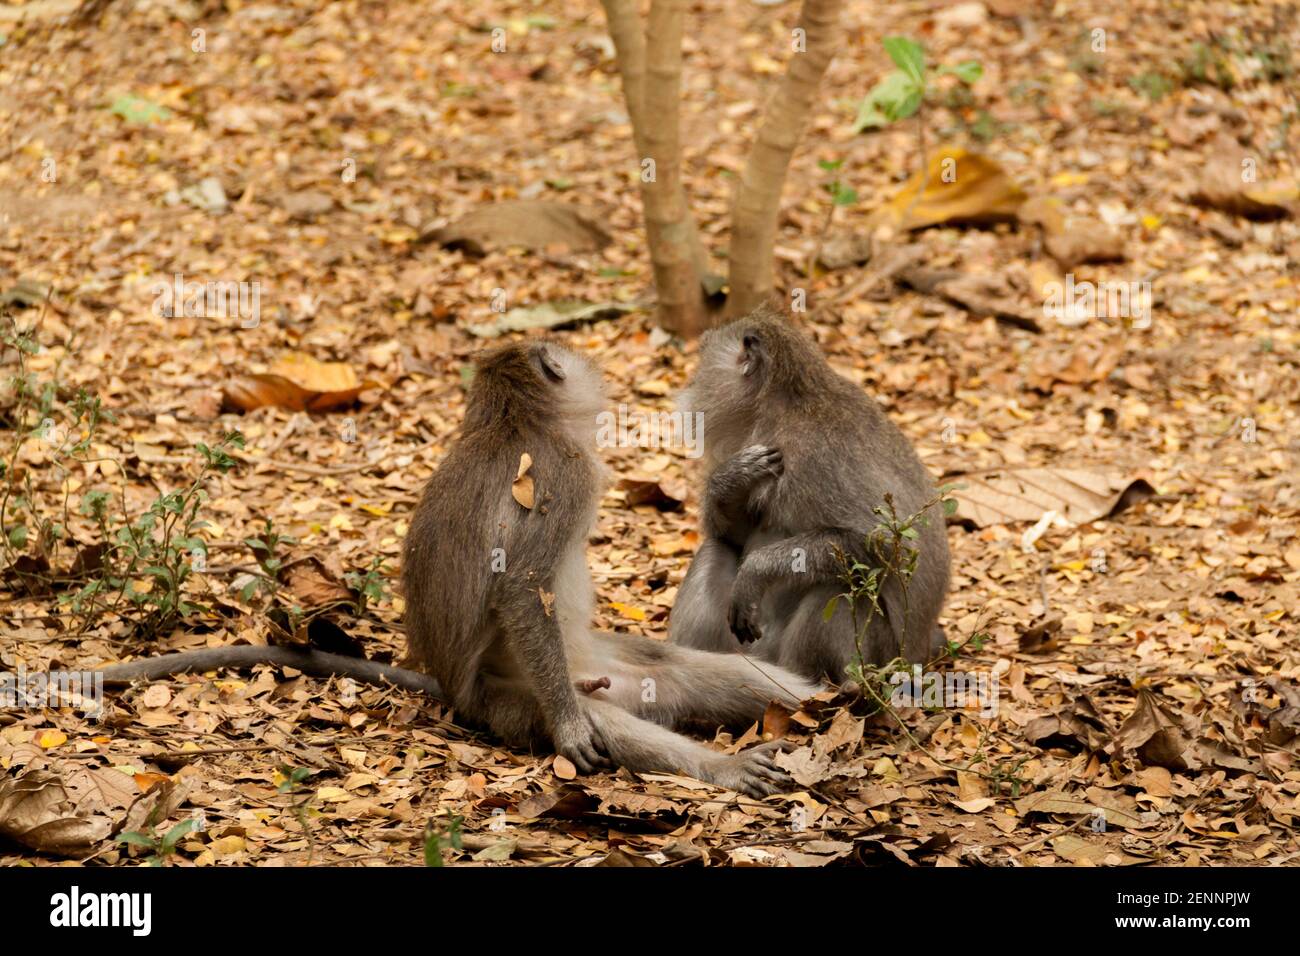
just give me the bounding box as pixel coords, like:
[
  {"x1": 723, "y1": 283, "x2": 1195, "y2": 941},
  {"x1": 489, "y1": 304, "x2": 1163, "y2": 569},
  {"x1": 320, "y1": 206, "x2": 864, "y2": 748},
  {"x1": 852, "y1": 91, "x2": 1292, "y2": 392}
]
[
  {"x1": 726, "y1": 0, "x2": 845, "y2": 319},
  {"x1": 601, "y1": 0, "x2": 708, "y2": 336}
]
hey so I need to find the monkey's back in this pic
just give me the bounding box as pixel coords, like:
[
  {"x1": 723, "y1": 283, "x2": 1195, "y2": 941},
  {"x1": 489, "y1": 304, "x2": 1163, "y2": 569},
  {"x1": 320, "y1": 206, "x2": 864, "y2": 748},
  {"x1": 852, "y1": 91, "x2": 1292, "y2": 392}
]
[
  {"x1": 402, "y1": 423, "x2": 597, "y2": 710},
  {"x1": 758, "y1": 374, "x2": 951, "y2": 658}
]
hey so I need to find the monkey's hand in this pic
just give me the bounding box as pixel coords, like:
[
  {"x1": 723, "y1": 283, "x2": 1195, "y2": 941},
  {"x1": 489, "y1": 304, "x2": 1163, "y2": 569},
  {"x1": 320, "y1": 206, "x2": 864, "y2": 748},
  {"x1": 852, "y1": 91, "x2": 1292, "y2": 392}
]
[
  {"x1": 727, "y1": 575, "x2": 764, "y2": 644},
  {"x1": 552, "y1": 712, "x2": 610, "y2": 775},
  {"x1": 704, "y1": 445, "x2": 783, "y2": 542}
]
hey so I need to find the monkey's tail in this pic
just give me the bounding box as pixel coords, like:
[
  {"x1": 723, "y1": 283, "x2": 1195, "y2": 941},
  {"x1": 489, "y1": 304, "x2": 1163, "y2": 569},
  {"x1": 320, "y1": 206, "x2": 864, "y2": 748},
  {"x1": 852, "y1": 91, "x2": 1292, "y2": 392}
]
[{"x1": 97, "y1": 646, "x2": 445, "y2": 699}]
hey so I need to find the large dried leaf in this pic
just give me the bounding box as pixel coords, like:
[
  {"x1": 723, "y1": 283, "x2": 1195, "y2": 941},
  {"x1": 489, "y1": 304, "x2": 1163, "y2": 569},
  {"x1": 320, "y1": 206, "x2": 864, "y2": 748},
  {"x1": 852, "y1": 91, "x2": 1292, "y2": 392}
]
[
  {"x1": 898, "y1": 267, "x2": 1041, "y2": 331},
  {"x1": 467, "y1": 300, "x2": 636, "y2": 338},
  {"x1": 0, "y1": 770, "x2": 114, "y2": 855},
  {"x1": 949, "y1": 467, "x2": 1154, "y2": 528},
  {"x1": 870, "y1": 147, "x2": 1026, "y2": 232},
  {"x1": 1017, "y1": 196, "x2": 1126, "y2": 268},
  {"x1": 1188, "y1": 135, "x2": 1298, "y2": 220},
  {"x1": 1112, "y1": 689, "x2": 1195, "y2": 771},
  {"x1": 222, "y1": 353, "x2": 380, "y2": 412},
  {"x1": 428, "y1": 200, "x2": 612, "y2": 254}
]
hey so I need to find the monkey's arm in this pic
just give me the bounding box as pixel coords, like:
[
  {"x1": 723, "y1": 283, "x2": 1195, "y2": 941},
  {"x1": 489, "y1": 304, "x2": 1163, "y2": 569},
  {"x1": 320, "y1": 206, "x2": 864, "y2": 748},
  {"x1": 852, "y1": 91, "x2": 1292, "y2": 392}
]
[
  {"x1": 701, "y1": 445, "x2": 783, "y2": 546},
  {"x1": 495, "y1": 580, "x2": 610, "y2": 773},
  {"x1": 667, "y1": 536, "x2": 744, "y2": 653}
]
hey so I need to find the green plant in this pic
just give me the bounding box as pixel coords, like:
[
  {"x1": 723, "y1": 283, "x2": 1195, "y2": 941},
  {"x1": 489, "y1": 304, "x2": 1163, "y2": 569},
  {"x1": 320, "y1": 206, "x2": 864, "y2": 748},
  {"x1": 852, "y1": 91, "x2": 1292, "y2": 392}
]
[
  {"x1": 423, "y1": 815, "x2": 464, "y2": 867},
  {"x1": 278, "y1": 766, "x2": 318, "y2": 864},
  {"x1": 0, "y1": 316, "x2": 111, "y2": 585},
  {"x1": 345, "y1": 556, "x2": 388, "y2": 617},
  {"x1": 61, "y1": 431, "x2": 244, "y2": 637},
  {"x1": 853, "y1": 37, "x2": 982, "y2": 133},
  {"x1": 241, "y1": 517, "x2": 296, "y2": 603},
  {"x1": 1128, "y1": 71, "x2": 1176, "y2": 101},
  {"x1": 117, "y1": 818, "x2": 198, "y2": 867}
]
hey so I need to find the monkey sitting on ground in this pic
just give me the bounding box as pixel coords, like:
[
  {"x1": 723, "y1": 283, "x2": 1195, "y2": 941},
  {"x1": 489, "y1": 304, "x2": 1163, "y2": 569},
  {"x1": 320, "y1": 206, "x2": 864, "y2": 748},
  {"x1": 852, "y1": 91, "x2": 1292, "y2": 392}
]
[
  {"x1": 401, "y1": 339, "x2": 823, "y2": 797},
  {"x1": 669, "y1": 305, "x2": 951, "y2": 683}
]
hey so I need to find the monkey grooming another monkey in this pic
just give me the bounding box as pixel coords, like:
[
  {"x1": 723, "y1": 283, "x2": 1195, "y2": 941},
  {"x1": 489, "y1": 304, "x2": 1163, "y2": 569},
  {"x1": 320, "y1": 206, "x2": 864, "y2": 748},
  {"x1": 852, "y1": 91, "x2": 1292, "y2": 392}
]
[
  {"x1": 402, "y1": 339, "x2": 823, "y2": 798},
  {"x1": 670, "y1": 305, "x2": 951, "y2": 683}
]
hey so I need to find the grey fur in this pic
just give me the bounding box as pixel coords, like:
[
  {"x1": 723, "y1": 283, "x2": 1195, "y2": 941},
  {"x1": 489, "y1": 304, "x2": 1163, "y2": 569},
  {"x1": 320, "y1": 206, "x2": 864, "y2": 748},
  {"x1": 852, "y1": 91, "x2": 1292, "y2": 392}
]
[
  {"x1": 403, "y1": 339, "x2": 823, "y2": 798},
  {"x1": 670, "y1": 305, "x2": 952, "y2": 681}
]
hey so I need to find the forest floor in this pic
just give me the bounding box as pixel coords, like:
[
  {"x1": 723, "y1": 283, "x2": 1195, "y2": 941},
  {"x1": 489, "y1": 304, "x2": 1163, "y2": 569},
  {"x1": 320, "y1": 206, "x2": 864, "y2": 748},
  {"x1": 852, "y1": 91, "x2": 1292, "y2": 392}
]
[{"x1": 0, "y1": 0, "x2": 1297, "y2": 867}]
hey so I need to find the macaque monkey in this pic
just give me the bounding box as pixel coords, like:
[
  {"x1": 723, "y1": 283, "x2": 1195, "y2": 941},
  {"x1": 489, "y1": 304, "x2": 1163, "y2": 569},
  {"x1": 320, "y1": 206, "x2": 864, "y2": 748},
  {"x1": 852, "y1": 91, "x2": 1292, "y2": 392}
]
[
  {"x1": 670, "y1": 305, "x2": 951, "y2": 682},
  {"x1": 402, "y1": 340, "x2": 822, "y2": 797}
]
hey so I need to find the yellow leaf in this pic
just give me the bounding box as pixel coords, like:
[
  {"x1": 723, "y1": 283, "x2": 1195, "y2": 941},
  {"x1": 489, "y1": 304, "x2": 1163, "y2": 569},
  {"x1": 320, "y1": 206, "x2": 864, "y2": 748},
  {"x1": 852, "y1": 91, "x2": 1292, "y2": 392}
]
[
  {"x1": 1050, "y1": 171, "x2": 1090, "y2": 187},
  {"x1": 609, "y1": 602, "x2": 646, "y2": 621},
  {"x1": 38, "y1": 730, "x2": 67, "y2": 749},
  {"x1": 871, "y1": 147, "x2": 1026, "y2": 232},
  {"x1": 211, "y1": 835, "x2": 246, "y2": 856}
]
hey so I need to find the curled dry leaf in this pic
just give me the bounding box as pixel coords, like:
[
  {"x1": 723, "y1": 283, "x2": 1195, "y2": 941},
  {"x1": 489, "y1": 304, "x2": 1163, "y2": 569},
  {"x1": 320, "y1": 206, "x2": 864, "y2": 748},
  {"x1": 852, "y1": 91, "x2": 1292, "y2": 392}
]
[
  {"x1": 511, "y1": 452, "x2": 535, "y2": 509},
  {"x1": 223, "y1": 352, "x2": 381, "y2": 413},
  {"x1": 1112, "y1": 688, "x2": 1195, "y2": 771},
  {"x1": 615, "y1": 476, "x2": 686, "y2": 511},
  {"x1": 870, "y1": 147, "x2": 1026, "y2": 232},
  {"x1": 0, "y1": 770, "x2": 114, "y2": 856},
  {"x1": 1017, "y1": 195, "x2": 1126, "y2": 269},
  {"x1": 947, "y1": 466, "x2": 1156, "y2": 529},
  {"x1": 1187, "y1": 135, "x2": 1298, "y2": 221},
  {"x1": 428, "y1": 200, "x2": 613, "y2": 255}
]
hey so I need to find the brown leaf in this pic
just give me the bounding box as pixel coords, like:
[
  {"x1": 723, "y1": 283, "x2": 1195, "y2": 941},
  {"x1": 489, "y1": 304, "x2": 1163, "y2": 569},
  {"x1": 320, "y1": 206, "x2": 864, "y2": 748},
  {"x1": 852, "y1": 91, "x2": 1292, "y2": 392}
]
[
  {"x1": 616, "y1": 476, "x2": 686, "y2": 511},
  {"x1": 0, "y1": 770, "x2": 113, "y2": 856},
  {"x1": 1017, "y1": 196, "x2": 1125, "y2": 268},
  {"x1": 1188, "y1": 135, "x2": 1298, "y2": 220},
  {"x1": 223, "y1": 353, "x2": 381, "y2": 413},
  {"x1": 512, "y1": 453, "x2": 535, "y2": 509},
  {"x1": 428, "y1": 200, "x2": 612, "y2": 254},
  {"x1": 1112, "y1": 689, "x2": 1195, "y2": 771},
  {"x1": 949, "y1": 467, "x2": 1155, "y2": 529}
]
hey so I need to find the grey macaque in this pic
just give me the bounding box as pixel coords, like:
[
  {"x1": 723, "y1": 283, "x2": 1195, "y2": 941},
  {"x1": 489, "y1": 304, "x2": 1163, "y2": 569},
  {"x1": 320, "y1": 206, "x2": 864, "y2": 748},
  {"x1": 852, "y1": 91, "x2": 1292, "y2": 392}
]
[
  {"x1": 669, "y1": 305, "x2": 951, "y2": 681},
  {"x1": 402, "y1": 339, "x2": 823, "y2": 798}
]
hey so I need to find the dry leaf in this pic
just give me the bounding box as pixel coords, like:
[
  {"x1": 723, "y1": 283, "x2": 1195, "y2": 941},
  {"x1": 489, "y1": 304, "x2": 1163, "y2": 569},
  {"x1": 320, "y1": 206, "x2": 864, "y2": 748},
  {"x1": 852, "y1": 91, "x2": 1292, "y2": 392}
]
[
  {"x1": 870, "y1": 148, "x2": 1026, "y2": 232},
  {"x1": 428, "y1": 200, "x2": 612, "y2": 254},
  {"x1": 1188, "y1": 135, "x2": 1298, "y2": 220},
  {"x1": 949, "y1": 467, "x2": 1155, "y2": 528},
  {"x1": 223, "y1": 353, "x2": 381, "y2": 412},
  {"x1": 1017, "y1": 196, "x2": 1126, "y2": 268},
  {"x1": 512, "y1": 452, "x2": 535, "y2": 509}
]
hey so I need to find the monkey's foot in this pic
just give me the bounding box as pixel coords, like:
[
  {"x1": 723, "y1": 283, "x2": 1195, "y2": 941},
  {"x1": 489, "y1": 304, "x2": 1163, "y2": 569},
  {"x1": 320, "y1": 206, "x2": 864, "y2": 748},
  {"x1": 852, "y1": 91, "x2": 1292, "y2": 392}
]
[{"x1": 711, "y1": 742, "x2": 793, "y2": 799}]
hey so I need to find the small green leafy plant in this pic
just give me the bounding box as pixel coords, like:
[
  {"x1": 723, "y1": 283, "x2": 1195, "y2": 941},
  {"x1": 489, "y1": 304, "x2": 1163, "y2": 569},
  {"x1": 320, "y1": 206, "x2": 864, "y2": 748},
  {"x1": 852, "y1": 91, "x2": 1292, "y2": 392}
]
[
  {"x1": 853, "y1": 37, "x2": 982, "y2": 133},
  {"x1": 424, "y1": 815, "x2": 464, "y2": 867},
  {"x1": 118, "y1": 818, "x2": 198, "y2": 867}
]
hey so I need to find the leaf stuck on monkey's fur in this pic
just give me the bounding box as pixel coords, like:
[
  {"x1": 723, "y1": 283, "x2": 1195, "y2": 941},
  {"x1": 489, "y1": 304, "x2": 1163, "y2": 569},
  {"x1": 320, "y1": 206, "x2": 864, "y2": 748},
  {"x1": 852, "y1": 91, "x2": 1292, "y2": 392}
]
[{"x1": 511, "y1": 452, "x2": 535, "y2": 509}]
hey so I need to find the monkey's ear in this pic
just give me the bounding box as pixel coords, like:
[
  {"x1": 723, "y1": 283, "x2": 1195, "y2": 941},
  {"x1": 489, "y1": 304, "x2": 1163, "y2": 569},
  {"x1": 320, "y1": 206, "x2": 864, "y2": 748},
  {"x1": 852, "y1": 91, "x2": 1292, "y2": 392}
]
[
  {"x1": 535, "y1": 344, "x2": 567, "y2": 383},
  {"x1": 740, "y1": 332, "x2": 763, "y2": 378}
]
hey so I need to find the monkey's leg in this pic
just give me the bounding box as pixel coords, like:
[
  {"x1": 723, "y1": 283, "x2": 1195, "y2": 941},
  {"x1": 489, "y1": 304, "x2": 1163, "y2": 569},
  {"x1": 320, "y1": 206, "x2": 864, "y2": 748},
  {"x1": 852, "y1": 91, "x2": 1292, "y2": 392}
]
[
  {"x1": 761, "y1": 587, "x2": 871, "y2": 683},
  {"x1": 727, "y1": 529, "x2": 915, "y2": 654},
  {"x1": 586, "y1": 632, "x2": 823, "y2": 726},
  {"x1": 667, "y1": 537, "x2": 745, "y2": 654},
  {"x1": 581, "y1": 698, "x2": 792, "y2": 799}
]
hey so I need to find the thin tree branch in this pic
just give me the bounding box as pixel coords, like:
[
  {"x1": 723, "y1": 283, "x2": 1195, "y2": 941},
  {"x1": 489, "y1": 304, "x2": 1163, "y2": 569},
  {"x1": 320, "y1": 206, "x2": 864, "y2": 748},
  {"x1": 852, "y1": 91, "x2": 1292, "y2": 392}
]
[{"x1": 727, "y1": 0, "x2": 845, "y2": 318}]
